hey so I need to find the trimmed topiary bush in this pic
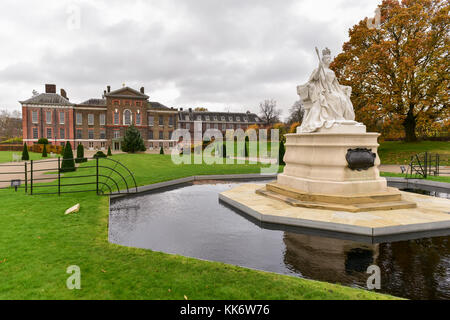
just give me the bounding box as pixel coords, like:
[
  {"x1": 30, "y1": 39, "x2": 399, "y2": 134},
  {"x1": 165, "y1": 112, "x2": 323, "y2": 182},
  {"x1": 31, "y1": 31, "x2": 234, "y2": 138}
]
[
  {"x1": 121, "y1": 125, "x2": 146, "y2": 153},
  {"x1": 42, "y1": 144, "x2": 47, "y2": 157},
  {"x1": 38, "y1": 138, "x2": 49, "y2": 145},
  {"x1": 222, "y1": 143, "x2": 227, "y2": 158},
  {"x1": 93, "y1": 151, "x2": 107, "y2": 158},
  {"x1": 22, "y1": 143, "x2": 29, "y2": 161},
  {"x1": 160, "y1": 146, "x2": 164, "y2": 155},
  {"x1": 107, "y1": 146, "x2": 112, "y2": 156},
  {"x1": 75, "y1": 144, "x2": 87, "y2": 163},
  {"x1": 60, "y1": 142, "x2": 76, "y2": 172}
]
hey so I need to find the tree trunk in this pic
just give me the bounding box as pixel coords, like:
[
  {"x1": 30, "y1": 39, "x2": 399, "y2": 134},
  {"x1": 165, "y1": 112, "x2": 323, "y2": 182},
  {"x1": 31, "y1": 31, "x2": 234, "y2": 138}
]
[{"x1": 403, "y1": 108, "x2": 417, "y2": 142}]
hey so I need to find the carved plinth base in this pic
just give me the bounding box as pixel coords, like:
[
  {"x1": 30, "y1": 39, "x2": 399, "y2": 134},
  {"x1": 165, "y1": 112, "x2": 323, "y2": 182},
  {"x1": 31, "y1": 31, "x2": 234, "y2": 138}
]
[
  {"x1": 256, "y1": 182, "x2": 416, "y2": 213},
  {"x1": 279, "y1": 126, "x2": 387, "y2": 195},
  {"x1": 258, "y1": 124, "x2": 417, "y2": 212}
]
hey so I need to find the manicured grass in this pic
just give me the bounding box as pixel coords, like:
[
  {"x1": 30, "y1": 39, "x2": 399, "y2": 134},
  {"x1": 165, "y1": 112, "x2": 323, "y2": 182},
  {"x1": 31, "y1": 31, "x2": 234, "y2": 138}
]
[
  {"x1": 0, "y1": 152, "x2": 396, "y2": 300},
  {"x1": 378, "y1": 141, "x2": 450, "y2": 165},
  {"x1": 380, "y1": 171, "x2": 450, "y2": 183},
  {"x1": 0, "y1": 151, "x2": 52, "y2": 164}
]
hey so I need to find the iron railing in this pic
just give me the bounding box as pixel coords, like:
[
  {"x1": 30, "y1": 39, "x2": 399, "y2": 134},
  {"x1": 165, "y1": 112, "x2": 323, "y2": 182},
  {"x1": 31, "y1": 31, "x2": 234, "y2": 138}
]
[
  {"x1": 407, "y1": 152, "x2": 450, "y2": 179},
  {"x1": 0, "y1": 156, "x2": 138, "y2": 196}
]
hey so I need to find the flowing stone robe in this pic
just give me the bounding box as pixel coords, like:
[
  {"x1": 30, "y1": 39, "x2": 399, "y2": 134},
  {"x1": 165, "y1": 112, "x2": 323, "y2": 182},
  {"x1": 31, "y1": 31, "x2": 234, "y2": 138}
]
[{"x1": 298, "y1": 67, "x2": 355, "y2": 133}]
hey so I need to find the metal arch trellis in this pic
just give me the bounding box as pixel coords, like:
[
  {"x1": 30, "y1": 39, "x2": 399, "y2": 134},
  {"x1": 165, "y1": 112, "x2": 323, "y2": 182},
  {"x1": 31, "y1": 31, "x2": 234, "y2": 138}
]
[{"x1": 0, "y1": 156, "x2": 138, "y2": 196}]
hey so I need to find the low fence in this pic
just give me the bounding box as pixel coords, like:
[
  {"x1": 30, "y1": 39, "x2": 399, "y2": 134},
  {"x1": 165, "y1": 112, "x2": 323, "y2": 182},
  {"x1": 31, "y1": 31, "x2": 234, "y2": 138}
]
[
  {"x1": 407, "y1": 152, "x2": 450, "y2": 178},
  {"x1": 0, "y1": 157, "x2": 138, "y2": 196}
]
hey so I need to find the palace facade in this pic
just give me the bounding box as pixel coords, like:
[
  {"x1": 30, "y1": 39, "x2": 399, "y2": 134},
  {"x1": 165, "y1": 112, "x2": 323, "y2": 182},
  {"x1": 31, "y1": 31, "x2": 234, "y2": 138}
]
[{"x1": 21, "y1": 84, "x2": 178, "y2": 151}]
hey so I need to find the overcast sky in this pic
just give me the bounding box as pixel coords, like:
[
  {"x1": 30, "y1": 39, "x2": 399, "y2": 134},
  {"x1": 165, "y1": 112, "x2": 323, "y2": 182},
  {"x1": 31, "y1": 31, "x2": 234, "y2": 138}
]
[{"x1": 0, "y1": 0, "x2": 381, "y2": 119}]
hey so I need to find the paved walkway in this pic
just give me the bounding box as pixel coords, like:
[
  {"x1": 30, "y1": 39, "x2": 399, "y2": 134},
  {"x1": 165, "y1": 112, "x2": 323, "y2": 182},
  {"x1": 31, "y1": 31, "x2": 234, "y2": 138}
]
[{"x1": 0, "y1": 159, "x2": 59, "y2": 189}]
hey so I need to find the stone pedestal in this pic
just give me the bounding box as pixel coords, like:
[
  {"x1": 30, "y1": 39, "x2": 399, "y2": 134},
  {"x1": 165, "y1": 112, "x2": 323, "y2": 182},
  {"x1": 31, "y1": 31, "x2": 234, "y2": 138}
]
[
  {"x1": 257, "y1": 123, "x2": 417, "y2": 212},
  {"x1": 278, "y1": 124, "x2": 387, "y2": 195}
]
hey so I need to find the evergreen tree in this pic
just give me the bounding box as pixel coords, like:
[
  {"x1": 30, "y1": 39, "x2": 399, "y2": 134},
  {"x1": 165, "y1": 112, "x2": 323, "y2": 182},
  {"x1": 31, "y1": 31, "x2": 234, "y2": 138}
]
[
  {"x1": 245, "y1": 136, "x2": 249, "y2": 158},
  {"x1": 279, "y1": 140, "x2": 286, "y2": 166},
  {"x1": 121, "y1": 125, "x2": 146, "y2": 153},
  {"x1": 222, "y1": 143, "x2": 227, "y2": 159},
  {"x1": 42, "y1": 144, "x2": 47, "y2": 157},
  {"x1": 107, "y1": 146, "x2": 112, "y2": 156},
  {"x1": 160, "y1": 146, "x2": 164, "y2": 155},
  {"x1": 61, "y1": 142, "x2": 76, "y2": 172},
  {"x1": 75, "y1": 144, "x2": 86, "y2": 163},
  {"x1": 21, "y1": 143, "x2": 29, "y2": 161}
]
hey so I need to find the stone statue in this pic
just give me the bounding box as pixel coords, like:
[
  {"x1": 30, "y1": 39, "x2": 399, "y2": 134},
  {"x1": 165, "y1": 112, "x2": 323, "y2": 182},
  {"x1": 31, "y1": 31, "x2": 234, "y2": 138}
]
[{"x1": 297, "y1": 47, "x2": 357, "y2": 133}]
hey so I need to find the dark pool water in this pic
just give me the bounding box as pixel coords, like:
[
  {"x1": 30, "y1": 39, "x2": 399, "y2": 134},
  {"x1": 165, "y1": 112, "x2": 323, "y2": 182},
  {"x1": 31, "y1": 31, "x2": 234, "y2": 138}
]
[{"x1": 109, "y1": 181, "x2": 450, "y2": 300}]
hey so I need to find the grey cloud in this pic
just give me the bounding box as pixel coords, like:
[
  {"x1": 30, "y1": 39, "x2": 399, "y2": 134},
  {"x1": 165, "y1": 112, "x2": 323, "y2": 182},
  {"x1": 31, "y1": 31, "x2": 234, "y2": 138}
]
[{"x1": 0, "y1": 0, "x2": 381, "y2": 119}]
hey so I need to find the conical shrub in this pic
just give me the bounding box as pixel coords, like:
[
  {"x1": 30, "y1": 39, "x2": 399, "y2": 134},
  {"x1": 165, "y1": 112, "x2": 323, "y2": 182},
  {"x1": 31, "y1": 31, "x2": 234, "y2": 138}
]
[
  {"x1": 22, "y1": 143, "x2": 29, "y2": 161},
  {"x1": 61, "y1": 142, "x2": 76, "y2": 172}
]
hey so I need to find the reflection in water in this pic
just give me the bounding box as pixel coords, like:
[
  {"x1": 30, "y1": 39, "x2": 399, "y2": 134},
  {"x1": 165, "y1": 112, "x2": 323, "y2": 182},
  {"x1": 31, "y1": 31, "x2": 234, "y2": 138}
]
[
  {"x1": 283, "y1": 233, "x2": 377, "y2": 288},
  {"x1": 109, "y1": 181, "x2": 450, "y2": 300}
]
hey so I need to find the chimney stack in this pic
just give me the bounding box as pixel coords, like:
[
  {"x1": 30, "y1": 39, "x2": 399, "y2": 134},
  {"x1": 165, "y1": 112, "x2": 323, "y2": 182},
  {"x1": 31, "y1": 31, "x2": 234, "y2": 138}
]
[
  {"x1": 140, "y1": 87, "x2": 145, "y2": 94},
  {"x1": 107, "y1": 85, "x2": 111, "y2": 93},
  {"x1": 45, "y1": 84, "x2": 56, "y2": 94},
  {"x1": 60, "y1": 88, "x2": 68, "y2": 100}
]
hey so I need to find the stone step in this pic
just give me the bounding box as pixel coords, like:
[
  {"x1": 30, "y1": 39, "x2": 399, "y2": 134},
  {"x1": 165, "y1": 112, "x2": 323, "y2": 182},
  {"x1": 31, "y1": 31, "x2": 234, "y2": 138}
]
[
  {"x1": 266, "y1": 182, "x2": 403, "y2": 205},
  {"x1": 256, "y1": 188, "x2": 417, "y2": 213}
]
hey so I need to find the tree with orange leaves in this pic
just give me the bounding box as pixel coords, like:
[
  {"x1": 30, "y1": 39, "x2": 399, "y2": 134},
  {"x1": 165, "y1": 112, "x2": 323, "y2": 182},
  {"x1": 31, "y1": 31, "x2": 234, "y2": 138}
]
[{"x1": 331, "y1": 0, "x2": 449, "y2": 141}]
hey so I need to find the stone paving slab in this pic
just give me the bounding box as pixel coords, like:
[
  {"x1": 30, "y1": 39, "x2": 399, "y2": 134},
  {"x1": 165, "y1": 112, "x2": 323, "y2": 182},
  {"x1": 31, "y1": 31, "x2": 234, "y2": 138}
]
[{"x1": 219, "y1": 184, "x2": 450, "y2": 236}]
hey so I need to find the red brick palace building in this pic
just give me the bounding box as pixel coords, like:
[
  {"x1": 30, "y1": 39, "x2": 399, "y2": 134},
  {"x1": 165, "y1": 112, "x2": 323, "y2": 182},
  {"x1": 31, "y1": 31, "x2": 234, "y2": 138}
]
[{"x1": 20, "y1": 84, "x2": 178, "y2": 151}]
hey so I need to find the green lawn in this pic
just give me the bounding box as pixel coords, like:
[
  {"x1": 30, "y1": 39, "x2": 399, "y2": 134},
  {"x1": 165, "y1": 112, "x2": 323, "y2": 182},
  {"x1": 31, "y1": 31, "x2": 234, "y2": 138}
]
[
  {"x1": 0, "y1": 151, "x2": 52, "y2": 164},
  {"x1": 0, "y1": 152, "x2": 396, "y2": 300},
  {"x1": 378, "y1": 141, "x2": 450, "y2": 164}
]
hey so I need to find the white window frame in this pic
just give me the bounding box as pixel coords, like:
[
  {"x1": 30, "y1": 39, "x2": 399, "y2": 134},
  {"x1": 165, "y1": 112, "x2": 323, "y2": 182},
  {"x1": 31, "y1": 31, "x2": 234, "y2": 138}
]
[
  {"x1": 100, "y1": 114, "x2": 106, "y2": 126},
  {"x1": 76, "y1": 113, "x2": 82, "y2": 125},
  {"x1": 46, "y1": 111, "x2": 52, "y2": 124},
  {"x1": 136, "y1": 113, "x2": 141, "y2": 125},
  {"x1": 32, "y1": 111, "x2": 38, "y2": 124},
  {"x1": 148, "y1": 116, "x2": 154, "y2": 126},
  {"x1": 88, "y1": 114, "x2": 94, "y2": 126},
  {"x1": 123, "y1": 109, "x2": 132, "y2": 125},
  {"x1": 59, "y1": 111, "x2": 65, "y2": 125}
]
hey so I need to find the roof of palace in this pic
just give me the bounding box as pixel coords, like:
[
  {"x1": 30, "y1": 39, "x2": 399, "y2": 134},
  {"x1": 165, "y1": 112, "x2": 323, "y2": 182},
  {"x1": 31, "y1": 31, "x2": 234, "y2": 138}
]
[
  {"x1": 148, "y1": 101, "x2": 172, "y2": 110},
  {"x1": 20, "y1": 93, "x2": 73, "y2": 106},
  {"x1": 78, "y1": 98, "x2": 107, "y2": 106},
  {"x1": 104, "y1": 86, "x2": 149, "y2": 99}
]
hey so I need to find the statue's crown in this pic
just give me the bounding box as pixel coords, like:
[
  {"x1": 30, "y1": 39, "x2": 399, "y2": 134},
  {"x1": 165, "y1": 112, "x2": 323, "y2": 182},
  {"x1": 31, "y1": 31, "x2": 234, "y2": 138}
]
[{"x1": 322, "y1": 47, "x2": 331, "y2": 56}]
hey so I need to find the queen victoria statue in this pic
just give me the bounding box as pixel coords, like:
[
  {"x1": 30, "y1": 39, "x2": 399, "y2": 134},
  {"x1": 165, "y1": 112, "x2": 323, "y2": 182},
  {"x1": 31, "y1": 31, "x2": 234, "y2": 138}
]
[{"x1": 297, "y1": 47, "x2": 359, "y2": 133}]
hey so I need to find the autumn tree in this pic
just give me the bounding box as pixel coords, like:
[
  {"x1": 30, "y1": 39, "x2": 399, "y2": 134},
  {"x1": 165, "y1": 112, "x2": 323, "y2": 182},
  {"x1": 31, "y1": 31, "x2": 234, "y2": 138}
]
[
  {"x1": 258, "y1": 99, "x2": 281, "y2": 125},
  {"x1": 331, "y1": 0, "x2": 449, "y2": 142}
]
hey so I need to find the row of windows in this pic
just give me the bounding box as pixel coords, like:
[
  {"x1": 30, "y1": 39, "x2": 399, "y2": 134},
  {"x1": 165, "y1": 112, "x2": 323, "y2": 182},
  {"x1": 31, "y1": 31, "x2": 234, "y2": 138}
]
[
  {"x1": 76, "y1": 113, "x2": 106, "y2": 126},
  {"x1": 31, "y1": 110, "x2": 66, "y2": 125},
  {"x1": 32, "y1": 127, "x2": 174, "y2": 141},
  {"x1": 31, "y1": 110, "x2": 175, "y2": 128},
  {"x1": 187, "y1": 115, "x2": 253, "y2": 122},
  {"x1": 148, "y1": 131, "x2": 173, "y2": 140},
  {"x1": 113, "y1": 100, "x2": 142, "y2": 107},
  {"x1": 76, "y1": 129, "x2": 106, "y2": 140},
  {"x1": 179, "y1": 123, "x2": 247, "y2": 130},
  {"x1": 32, "y1": 127, "x2": 66, "y2": 139}
]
